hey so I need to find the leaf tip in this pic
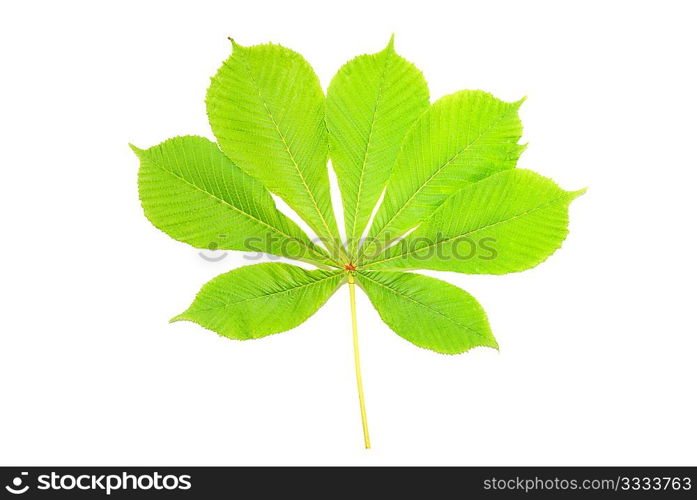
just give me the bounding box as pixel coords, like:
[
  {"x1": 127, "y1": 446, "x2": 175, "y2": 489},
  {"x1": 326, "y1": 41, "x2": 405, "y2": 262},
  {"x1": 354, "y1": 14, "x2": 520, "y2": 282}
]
[
  {"x1": 128, "y1": 143, "x2": 145, "y2": 156},
  {"x1": 228, "y1": 37, "x2": 244, "y2": 51},
  {"x1": 513, "y1": 95, "x2": 528, "y2": 108},
  {"x1": 570, "y1": 187, "x2": 588, "y2": 199},
  {"x1": 386, "y1": 33, "x2": 395, "y2": 51},
  {"x1": 483, "y1": 332, "x2": 499, "y2": 352},
  {"x1": 169, "y1": 312, "x2": 188, "y2": 324}
]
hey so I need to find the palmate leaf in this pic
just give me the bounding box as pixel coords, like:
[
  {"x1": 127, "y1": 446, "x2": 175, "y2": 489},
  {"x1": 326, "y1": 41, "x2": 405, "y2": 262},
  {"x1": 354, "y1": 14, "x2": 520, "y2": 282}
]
[
  {"x1": 133, "y1": 37, "x2": 584, "y2": 449},
  {"x1": 357, "y1": 271, "x2": 496, "y2": 354},
  {"x1": 207, "y1": 41, "x2": 344, "y2": 260},
  {"x1": 133, "y1": 136, "x2": 334, "y2": 266},
  {"x1": 172, "y1": 263, "x2": 343, "y2": 339},
  {"x1": 364, "y1": 169, "x2": 585, "y2": 274},
  {"x1": 358, "y1": 90, "x2": 526, "y2": 263},
  {"x1": 326, "y1": 37, "x2": 429, "y2": 257}
]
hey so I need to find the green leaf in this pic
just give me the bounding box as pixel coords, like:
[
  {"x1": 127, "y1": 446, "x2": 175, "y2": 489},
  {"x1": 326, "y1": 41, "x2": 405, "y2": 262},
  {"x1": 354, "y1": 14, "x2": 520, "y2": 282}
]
[
  {"x1": 134, "y1": 136, "x2": 334, "y2": 266},
  {"x1": 172, "y1": 263, "x2": 344, "y2": 339},
  {"x1": 206, "y1": 41, "x2": 344, "y2": 259},
  {"x1": 326, "y1": 36, "x2": 429, "y2": 257},
  {"x1": 364, "y1": 169, "x2": 585, "y2": 274},
  {"x1": 359, "y1": 90, "x2": 525, "y2": 263},
  {"x1": 134, "y1": 38, "x2": 586, "y2": 448},
  {"x1": 356, "y1": 271, "x2": 497, "y2": 354}
]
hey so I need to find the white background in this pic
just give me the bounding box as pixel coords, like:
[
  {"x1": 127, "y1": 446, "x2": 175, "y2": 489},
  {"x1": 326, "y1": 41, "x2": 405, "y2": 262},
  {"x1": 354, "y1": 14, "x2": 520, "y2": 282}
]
[{"x1": 1, "y1": 0, "x2": 696, "y2": 466}]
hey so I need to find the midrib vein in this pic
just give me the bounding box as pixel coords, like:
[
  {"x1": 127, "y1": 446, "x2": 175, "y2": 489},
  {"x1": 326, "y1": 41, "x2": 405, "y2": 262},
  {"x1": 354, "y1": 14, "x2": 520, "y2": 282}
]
[
  {"x1": 241, "y1": 52, "x2": 341, "y2": 258},
  {"x1": 358, "y1": 272, "x2": 486, "y2": 339},
  {"x1": 194, "y1": 272, "x2": 341, "y2": 312},
  {"x1": 365, "y1": 191, "x2": 571, "y2": 267},
  {"x1": 362, "y1": 105, "x2": 519, "y2": 259},
  {"x1": 348, "y1": 50, "x2": 391, "y2": 255},
  {"x1": 149, "y1": 160, "x2": 330, "y2": 265}
]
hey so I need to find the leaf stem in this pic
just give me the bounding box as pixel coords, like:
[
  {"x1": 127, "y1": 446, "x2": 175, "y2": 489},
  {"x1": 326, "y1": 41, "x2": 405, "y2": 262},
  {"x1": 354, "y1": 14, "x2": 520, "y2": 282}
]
[{"x1": 347, "y1": 273, "x2": 371, "y2": 449}]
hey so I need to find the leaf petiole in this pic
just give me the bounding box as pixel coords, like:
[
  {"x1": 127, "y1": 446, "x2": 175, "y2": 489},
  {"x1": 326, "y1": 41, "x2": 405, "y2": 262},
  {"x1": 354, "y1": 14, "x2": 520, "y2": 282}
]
[{"x1": 347, "y1": 272, "x2": 370, "y2": 449}]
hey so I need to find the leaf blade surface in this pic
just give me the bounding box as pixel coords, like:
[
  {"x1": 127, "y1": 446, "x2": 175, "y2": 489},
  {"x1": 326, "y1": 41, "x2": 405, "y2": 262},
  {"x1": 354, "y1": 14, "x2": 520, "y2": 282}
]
[
  {"x1": 207, "y1": 42, "x2": 343, "y2": 258},
  {"x1": 173, "y1": 263, "x2": 344, "y2": 339},
  {"x1": 326, "y1": 37, "x2": 429, "y2": 257},
  {"x1": 134, "y1": 136, "x2": 333, "y2": 266},
  {"x1": 365, "y1": 169, "x2": 584, "y2": 274},
  {"x1": 357, "y1": 270, "x2": 496, "y2": 354},
  {"x1": 360, "y1": 90, "x2": 525, "y2": 262}
]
